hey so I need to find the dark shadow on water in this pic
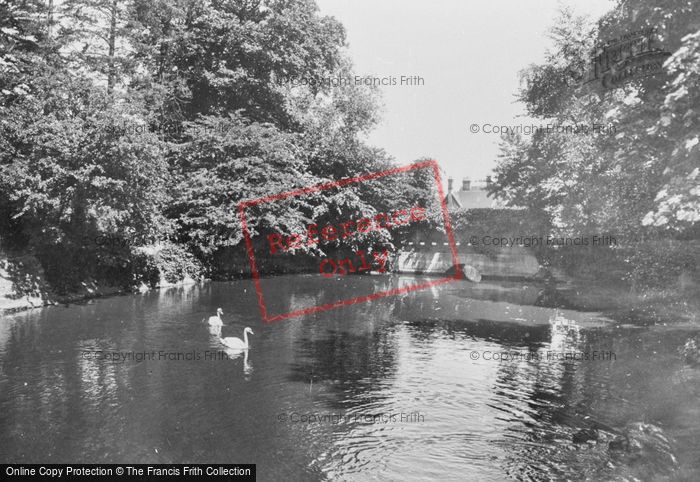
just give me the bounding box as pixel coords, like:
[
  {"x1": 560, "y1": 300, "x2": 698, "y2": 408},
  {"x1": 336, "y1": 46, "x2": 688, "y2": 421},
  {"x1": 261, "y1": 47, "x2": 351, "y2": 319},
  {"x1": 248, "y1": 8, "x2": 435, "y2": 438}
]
[
  {"x1": 404, "y1": 318, "x2": 552, "y2": 346},
  {"x1": 287, "y1": 328, "x2": 398, "y2": 410}
]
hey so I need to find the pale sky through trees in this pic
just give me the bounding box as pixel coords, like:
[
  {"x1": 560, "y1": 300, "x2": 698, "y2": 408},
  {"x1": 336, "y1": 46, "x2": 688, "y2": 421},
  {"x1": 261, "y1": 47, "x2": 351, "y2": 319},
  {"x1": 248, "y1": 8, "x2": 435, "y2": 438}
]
[{"x1": 317, "y1": 0, "x2": 614, "y2": 182}]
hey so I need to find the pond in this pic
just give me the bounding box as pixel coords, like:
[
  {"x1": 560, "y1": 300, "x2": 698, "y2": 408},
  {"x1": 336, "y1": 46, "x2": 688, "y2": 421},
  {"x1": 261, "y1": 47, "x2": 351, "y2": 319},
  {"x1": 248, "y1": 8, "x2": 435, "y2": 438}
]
[{"x1": 1, "y1": 275, "x2": 698, "y2": 481}]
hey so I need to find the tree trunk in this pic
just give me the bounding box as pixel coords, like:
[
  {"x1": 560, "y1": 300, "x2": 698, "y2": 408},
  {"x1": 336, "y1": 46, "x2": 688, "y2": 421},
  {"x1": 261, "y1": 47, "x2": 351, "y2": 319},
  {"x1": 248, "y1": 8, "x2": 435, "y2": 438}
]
[
  {"x1": 47, "y1": 0, "x2": 54, "y2": 40},
  {"x1": 107, "y1": 0, "x2": 118, "y2": 93}
]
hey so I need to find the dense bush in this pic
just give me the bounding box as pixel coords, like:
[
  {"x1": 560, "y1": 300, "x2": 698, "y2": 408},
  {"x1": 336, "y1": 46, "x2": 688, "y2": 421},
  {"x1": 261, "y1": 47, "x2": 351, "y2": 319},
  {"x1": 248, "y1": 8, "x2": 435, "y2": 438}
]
[
  {"x1": 33, "y1": 239, "x2": 204, "y2": 293},
  {"x1": 541, "y1": 238, "x2": 699, "y2": 288},
  {"x1": 152, "y1": 244, "x2": 204, "y2": 284},
  {"x1": 623, "y1": 239, "x2": 699, "y2": 289},
  {"x1": 35, "y1": 244, "x2": 95, "y2": 294},
  {"x1": 129, "y1": 250, "x2": 161, "y2": 288},
  {"x1": 448, "y1": 208, "x2": 551, "y2": 258}
]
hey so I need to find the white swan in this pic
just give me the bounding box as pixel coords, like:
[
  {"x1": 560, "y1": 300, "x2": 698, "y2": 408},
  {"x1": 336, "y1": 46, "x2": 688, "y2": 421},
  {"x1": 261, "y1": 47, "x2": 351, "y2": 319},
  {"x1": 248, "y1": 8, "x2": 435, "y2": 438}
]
[
  {"x1": 207, "y1": 308, "x2": 224, "y2": 327},
  {"x1": 220, "y1": 327, "x2": 254, "y2": 350}
]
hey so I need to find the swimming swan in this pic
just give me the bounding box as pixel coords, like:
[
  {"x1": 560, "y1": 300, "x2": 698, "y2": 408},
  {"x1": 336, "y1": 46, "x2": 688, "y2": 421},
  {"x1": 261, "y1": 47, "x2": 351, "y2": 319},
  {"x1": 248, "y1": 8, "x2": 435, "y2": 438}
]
[
  {"x1": 220, "y1": 327, "x2": 254, "y2": 350},
  {"x1": 207, "y1": 308, "x2": 224, "y2": 327}
]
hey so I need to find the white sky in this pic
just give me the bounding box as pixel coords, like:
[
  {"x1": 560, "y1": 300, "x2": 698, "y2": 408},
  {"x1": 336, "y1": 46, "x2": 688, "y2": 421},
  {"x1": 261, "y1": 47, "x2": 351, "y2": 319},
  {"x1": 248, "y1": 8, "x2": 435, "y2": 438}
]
[{"x1": 316, "y1": 0, "x2": 614, "y2": 182}]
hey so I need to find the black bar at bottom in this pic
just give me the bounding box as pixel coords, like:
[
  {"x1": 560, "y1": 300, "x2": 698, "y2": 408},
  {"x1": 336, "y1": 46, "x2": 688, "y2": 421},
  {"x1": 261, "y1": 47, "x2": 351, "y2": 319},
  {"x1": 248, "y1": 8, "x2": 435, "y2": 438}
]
[{"x1": 2, "y1": 464, "x2": 255, "y2": 480}]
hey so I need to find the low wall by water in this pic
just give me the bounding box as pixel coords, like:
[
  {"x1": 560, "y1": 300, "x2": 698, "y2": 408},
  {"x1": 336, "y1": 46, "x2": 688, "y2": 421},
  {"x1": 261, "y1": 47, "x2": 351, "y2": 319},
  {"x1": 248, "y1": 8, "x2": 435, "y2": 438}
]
[
  {"x1": 394, "y1": 247, "x2": 541, "y2": 279},
  {"x1": 210, "y1": 244, "x2": 543, "y2": 280}
]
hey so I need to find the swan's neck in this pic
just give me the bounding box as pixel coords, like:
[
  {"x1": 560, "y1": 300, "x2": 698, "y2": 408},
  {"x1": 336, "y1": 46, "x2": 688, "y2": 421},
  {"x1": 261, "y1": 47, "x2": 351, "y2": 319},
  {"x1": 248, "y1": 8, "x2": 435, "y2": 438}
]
[{"x1": 243, "y1": 330, "x2": 249, "y2": 348}]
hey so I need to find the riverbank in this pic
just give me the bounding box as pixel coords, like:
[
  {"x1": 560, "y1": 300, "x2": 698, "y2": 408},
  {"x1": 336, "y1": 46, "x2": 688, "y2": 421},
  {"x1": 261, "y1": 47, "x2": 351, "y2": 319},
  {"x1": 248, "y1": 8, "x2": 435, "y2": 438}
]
[
  {"x1": 0, "y1": 249, "x2": 200, "y2": 315},
  {"x1": 3, "y1": 244, "x2": 697, "y2": 327}
]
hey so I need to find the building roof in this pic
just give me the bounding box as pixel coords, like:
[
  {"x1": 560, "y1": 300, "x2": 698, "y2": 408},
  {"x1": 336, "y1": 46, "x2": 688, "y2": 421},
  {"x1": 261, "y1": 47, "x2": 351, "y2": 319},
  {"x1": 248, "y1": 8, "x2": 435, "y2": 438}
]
[{"x1": 445, "y1": 188, "x2": 500, "y2": 210}]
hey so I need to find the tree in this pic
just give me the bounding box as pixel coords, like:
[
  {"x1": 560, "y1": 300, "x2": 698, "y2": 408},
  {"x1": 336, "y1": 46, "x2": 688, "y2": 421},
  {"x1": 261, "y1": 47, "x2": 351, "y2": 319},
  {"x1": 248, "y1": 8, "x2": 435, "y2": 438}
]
[
  {"x1": 58, "y1": 0, "x2": 137, "y2": 92},
  {"x1": 1, "y1": 0, "x2": 417, "y2": 288},
  {"x1": 0, "y1": 71, "x2": 169, "y2": 243},
  {"x1": 160, "y1": 0, "x2": 393, "y2": 258},
  {"x1": 492, "y1": 1, "x2": 700, "y2": 238}
]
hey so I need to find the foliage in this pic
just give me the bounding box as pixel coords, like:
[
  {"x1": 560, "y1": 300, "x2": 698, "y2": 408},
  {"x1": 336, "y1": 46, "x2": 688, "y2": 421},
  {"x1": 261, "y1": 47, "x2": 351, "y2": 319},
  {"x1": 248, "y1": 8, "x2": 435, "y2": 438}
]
[
  {"x1": 0, "y1": 72, "x2": 170, "y2": 249},
  {"x1": 0, "y1": 0, "x2": 47, "y2": 105},
  {"x1": 622, "y1": 239, "x2": 698, "y2": 289},
  {"x1": 129, "y1": 249, "x2": 160, "y2": 287},
  {"x1": 129, "y1": 0, "x2": 347, "y2": 126},
  {"x1": 448, "y1": 208, "x2": 550, "y2": 258},
  {"x1": 169, "y1": 113, "x2": 311, "y2": 255},
  {"x1": 152, "y1": 243, "x2": 204, "y2": 283},
  {"x1": 640, "y1": 30, "x2": 700, "y2": 232}
]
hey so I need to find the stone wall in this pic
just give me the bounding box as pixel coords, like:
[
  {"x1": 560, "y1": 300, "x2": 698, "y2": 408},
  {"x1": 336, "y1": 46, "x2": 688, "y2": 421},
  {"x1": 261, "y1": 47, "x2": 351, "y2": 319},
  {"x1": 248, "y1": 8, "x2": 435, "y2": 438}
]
[{"x1": 394, "y1": 246, "x2": 541, "y2": 279}]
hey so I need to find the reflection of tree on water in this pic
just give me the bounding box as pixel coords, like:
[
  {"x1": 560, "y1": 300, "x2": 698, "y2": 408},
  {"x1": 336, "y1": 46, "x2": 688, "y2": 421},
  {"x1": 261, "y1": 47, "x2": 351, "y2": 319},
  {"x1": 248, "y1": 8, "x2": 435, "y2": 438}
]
[
  {"x1": 0, "y1": 314, "x2": 129, "y2": 461},
  {"x1": 485, "y1": 313, "x2": 683, "y2": 480},
  {"x1": 260, "y1": 273, "x2": 399, "y2": 319},
  {"x1": 489, "y1": 315, "x2": 585, "y2": 478},
  {"x1": 287, "y1": 301, "x2": 399, "y2": 411},
  {"x1": 533, "y1": 281, "x2": 573, "y2": 309},
  {"x1": 402, "y1": 317, "x2": 550, "y2": 346}
]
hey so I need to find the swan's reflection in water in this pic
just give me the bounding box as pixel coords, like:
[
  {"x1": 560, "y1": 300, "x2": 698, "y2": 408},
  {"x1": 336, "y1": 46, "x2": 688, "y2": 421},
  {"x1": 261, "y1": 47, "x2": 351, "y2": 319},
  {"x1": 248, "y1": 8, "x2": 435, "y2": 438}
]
[{"x1": 223, "y1": 347, "x2": 253, "y2": 379}]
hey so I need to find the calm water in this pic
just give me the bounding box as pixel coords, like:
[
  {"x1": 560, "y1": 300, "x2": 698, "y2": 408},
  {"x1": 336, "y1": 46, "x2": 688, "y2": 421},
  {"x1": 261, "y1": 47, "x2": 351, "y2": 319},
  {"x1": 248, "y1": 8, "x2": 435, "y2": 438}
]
[{"x1": 1, "y1": 275, "x2": 699, "y2": 481}]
